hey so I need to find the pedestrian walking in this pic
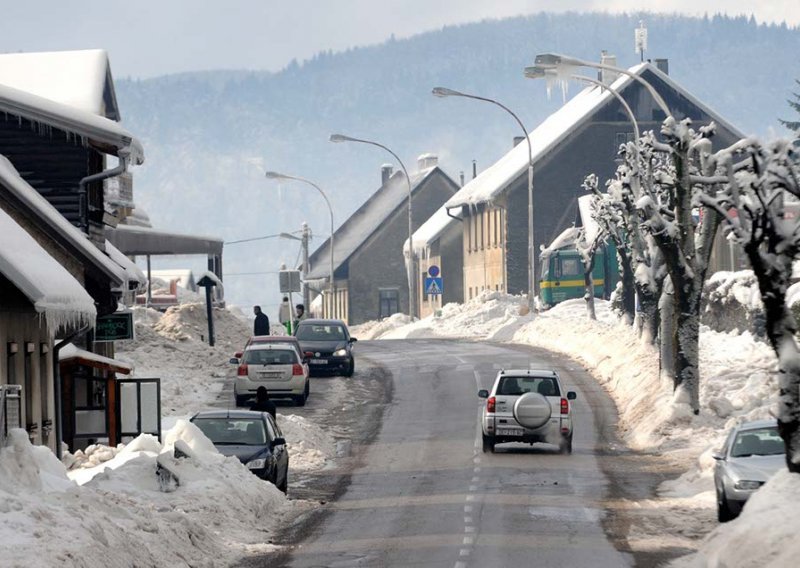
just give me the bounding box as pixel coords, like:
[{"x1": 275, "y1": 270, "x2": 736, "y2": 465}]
[
  {"x1": 249, "y1": 386, "x2": 276, "y2": 419},
  {"x1": 253, "y1": 305, "x2": 270, "y2": 336},
  {"x1": 294, "y1": 303, "x2": 308, "y2": 329},
  {"x1": 278, "y1": 296, "x2": 293, "y2": 334}
]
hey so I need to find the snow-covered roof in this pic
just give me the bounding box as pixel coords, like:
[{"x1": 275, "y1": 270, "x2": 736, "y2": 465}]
[
  {"x1": 404, "y1": 204, "x2": 459, "y2": 255},
  {"x1": 0, "y1": 80, "x2": 142, "y2": 164},
  {"x1": 445, "y1": 62, "x2": 745, "y2": 209},
  {"x1": 0, "y1": 49, "x2": 119, "y2": 120},
  {"x1": 58, "y1": 343, "x2": 132, "y2": 373},
  {"x1": 107, "y1": 224, "x2": 224, "y2": 256},
  {"x1": 307, "y1": 167, "x2": 441, "y2": 280},
  {"x1": 105, "y1": 240, "x2": 147, "y2": 292},
  {"x1": 0, "y1": 206, "x2": 96, "y2": 332},
  {"x1": 0, "y1": 155, "x2": 126, "y2": 287},
  {"x1": 541, "y1": 227, "x2": 580, "y2": 257}
]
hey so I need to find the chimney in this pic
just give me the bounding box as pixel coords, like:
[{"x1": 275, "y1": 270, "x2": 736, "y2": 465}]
[
  {"x1": 599, "y1": 51, "x2": 619, "y2": 85},
  {"x1": 381, "y1": 164, "x2": 393, "y2": 185},
  {"x1": 654, "y1": 58, "x2": 669, "y2": 75},
  {"x1": 417, "y1": 153, "x2": 438, "y2": 171},
  {"x1": 459, "y1": 171, "x2": 465, "y2": 187},
  {"x1": 472, "y1": 159, "x2": 477, "y2": 179},
  {"x1": 513, "y1": 136, "x2": 525, "y2": 148}
]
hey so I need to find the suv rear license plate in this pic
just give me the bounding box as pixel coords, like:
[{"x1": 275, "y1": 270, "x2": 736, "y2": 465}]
[
  {"x1": 258, "y1": 372, "x2": 284, "y2": 380},
  {"x1": 497, "y1": 428, "x2": 524, "y2": 436},
  {"x1": 310, "y1": 358, "x2": 328, "y2": 365}
]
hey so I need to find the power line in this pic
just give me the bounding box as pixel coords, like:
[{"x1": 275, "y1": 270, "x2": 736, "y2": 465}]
[{"x1": 225, "y1": 271, "x2": 282, "y2": 276}]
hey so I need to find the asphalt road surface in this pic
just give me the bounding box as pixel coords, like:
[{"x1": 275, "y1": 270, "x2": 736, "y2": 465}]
[{"x1": 243, "y1": 338, "x2": 659, "y2": 568}]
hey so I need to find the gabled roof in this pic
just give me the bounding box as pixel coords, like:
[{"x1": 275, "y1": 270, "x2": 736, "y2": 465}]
[
  {"x1": 0, "y1": 206, "x2": 96, "y2": 332},
  {"x1": 0, "y1": 155, "x2": 126, "y2": 287},
  {"x1": 307, "y1": 166, "x2": 445, "y2": 280},
  {"x1": 405, "y1": 204, "x2": 459, "y2": 256},
  {"x1": 0, "y1": 80, "x2": 143, "y2": 164},
  {"x1": 0, "y1": 49, "x2": 120, "y2": 120},
  {"x1": 445, "y1": 62, "x2": 745, "y2": 209}
]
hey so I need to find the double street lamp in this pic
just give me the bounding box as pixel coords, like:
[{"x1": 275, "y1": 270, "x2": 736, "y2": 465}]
[
  {"x1": 432, "y1": 87, "x2": 537, "y2": 310},
  {"x1": 329, "y1": 133, "x2": 418, "y2": 319},
  {"x1": 265, "y1": 171, "x2": 335, "y2": 312}
]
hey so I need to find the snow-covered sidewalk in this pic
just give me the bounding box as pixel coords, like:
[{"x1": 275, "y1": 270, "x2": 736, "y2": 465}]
[{"x1": 358, "y1": 289, "x2": 795, "y2": 565}]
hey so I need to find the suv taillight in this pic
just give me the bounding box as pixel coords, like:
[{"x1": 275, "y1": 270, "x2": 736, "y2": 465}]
[
  {"x1": 487, "y1": 396, "x2": 496, "y2": 413},
  {"x1": 560, "y1": 397, "x2": 569, "y2": 414},
  {"x1": 292, "y1": 363, "x2": 304, "y2": 376},
  {"x1": 237, "y1": 364, "x2": 248, "y2": 376}
]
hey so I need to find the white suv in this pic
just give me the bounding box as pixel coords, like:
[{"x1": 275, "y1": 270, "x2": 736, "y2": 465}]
[
  {"x1": 478, "y1": 369, "x2": 576, "y2": 454},
  {"x1": 234, "y1": 343, "x2": 309, "y2": 406}
]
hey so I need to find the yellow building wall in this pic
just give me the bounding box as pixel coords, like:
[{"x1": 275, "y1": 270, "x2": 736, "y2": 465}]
[{"x1": 462, "y1": 207, "x2": 506, "y2": 301}]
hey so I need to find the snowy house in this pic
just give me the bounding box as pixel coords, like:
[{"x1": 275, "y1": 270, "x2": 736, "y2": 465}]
[
  {"x1": 405, "y1": 206, "x2": 464, "y2": 318},
  {"x1": 443, "y1": 58, "x2": 745, "y2": 301},
  {"x1": 306, "y1": 156, "x2": 459, "y2": 324}
]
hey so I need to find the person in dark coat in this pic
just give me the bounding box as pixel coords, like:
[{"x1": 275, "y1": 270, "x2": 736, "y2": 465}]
[
  {"x1": 250, "y1": 386, "x2": 276, "y2": 419},
  {"x1": 253, "y1": 305, "x2": 270, "y2": 335}
]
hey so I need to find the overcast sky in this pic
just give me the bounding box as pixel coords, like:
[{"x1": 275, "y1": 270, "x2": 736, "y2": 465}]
[{"x1": 1, "y1": 1, "x2": 797, "y2": 78}]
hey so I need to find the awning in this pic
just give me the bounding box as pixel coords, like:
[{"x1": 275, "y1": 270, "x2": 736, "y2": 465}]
[
  {"x1": 0, "y1": 206, "x2": 96, "y2": 332},
  {"x1": 59, "y1": 344, "x2": 133, "y2": 375},
  {"x1": 107, "y1": 224, "x2": 223, "y2": 256}
]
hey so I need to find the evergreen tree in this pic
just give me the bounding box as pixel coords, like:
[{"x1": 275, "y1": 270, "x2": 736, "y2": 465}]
[{"x1": 780, "y1": 80, "x2": 800, "y2": 135}]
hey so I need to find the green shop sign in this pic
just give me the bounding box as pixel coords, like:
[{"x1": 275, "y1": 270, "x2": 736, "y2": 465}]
[{"x1": 95, "y1": 311, "x2": 135, "y2": 342}]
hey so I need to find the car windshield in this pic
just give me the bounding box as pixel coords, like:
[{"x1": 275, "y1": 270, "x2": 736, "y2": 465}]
[
  {"x1": 497, "y1": 376, "x2": 560, "y2": 397},
  {"x1": 296, "y1": 324, "x2": 346, "y2": 341},
  {"x1": 731, "y1": 426, "x2": 784, "y2": 457},
  {"x1": 244, "y1": 348, "x2": 297, "y2": 365},
  {"x1": 192, "y1": 418, "x2": 267, "y2": 446}
]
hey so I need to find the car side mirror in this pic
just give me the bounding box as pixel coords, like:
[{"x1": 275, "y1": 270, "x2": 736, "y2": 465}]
[
  {"x1": 478, "y1": 389, "x2": 489, "y2": 399},
  {"x1": 271, "y1": 437, "x2": 286, "y2": 449},
  {"x1": 567, "y1": 391, "x2": 577, "y2": 400},
  {"x1": 711, "y1": 451, "x2": 725, "y2": 461},
  {"x1": 229, "y1": 357, "x2": 239, "y2": 365},
  {"x1": 234, "y1": 351, "x2": 243, "y2": 359},
  {"x1": 350, "y1": 337, "x2": 358, "y2": 343}
]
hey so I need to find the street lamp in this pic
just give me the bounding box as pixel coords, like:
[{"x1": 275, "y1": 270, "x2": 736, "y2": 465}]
[
  {"x1": 432, "y1": 86, "x2": 537, "y2": 310},
  {"x1": 527, "y1": 53, "x2": 672, "y2": 120},
  {"x1": 265, "y1": 171, "x2": 335, "y2": 315},
  {"x1": 329, "y1": 133, "x2": 418, "y2": 319}
]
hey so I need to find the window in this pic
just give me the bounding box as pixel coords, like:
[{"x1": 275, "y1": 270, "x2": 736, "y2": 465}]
[
  {"x1": 193, "y1": 418, "x2": 267, "y2": 446},
  {"x1": 243, "y1": 348, "x2": 298, "y2": 365},
  {"x1": 296, "y1": 324, "x2": 346, "y2": 341},
  {"x1": 731, "y1": 427, "x2": 784, "y2": 457},
  {"x1": 24, "y1": 343, "x2": 33, "y2": 434},
  {"x1": 614, "y1": 132, "x2": 635, "y2": 153},
  {"x1": 378, "y1": 289, "x2": 400, "y2": 318},
  {"x1": 560, "y1": 258, "x2": 582, "y2": 277},
  {"x1": 497, "y1": 376, "x2": 561, "y2": 397},
  {"x1": 6, "y1": 343, "x2": 17, "y2": 385}
]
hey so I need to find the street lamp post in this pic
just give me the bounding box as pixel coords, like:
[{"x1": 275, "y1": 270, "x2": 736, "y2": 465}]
[
  {"x1": 527, "y1": 53, "x2": 672, "y2": 120},
  {"x1": 431, "y1": 87, "x2": 537, "y2": 311},
  {"x1": 265, "y1": 171, "x2": 335, "y2": 316},
  {"x1": 329, "y1": 133, "x2": 418, "y2": 319}
]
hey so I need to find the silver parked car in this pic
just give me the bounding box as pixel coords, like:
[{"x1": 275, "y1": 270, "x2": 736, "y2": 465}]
[
  {"x1": 712, "y1": 419, "x2": 785, "y2": 522},
  {"x1": 478, "y1": 369, "x2": 576, "y2": 454}
]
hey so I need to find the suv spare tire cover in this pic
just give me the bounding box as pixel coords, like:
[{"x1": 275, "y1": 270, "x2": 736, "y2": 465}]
[{"x1": 513, "y1": 392, "x2": 552, "y2": 429}]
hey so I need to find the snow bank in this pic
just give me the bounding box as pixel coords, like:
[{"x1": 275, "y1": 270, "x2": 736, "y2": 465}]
[
  {"x1": 702, "y1": 271, "x2": 766, "y2": 337},
  {"x1": 278, "y1": 414, "x2": 336, "y2": 471},
  {"x1": 672, "y1": 470, "x2": 800, "y2": 568},
  {"x1": 356, "y1": 292, "x2": 530, "y2": 340},
  {"x1": 1, "y1": 422, "x2": 293, "y2": 567},
  {"x1": 115, "y1": 304, "x2": 251, "y2": 416}
]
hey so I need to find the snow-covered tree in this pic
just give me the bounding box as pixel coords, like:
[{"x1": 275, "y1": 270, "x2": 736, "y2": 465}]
[
  {"x1": 574, "y1": 204, "x2": 605, "y2": 321},
  {"x1": 780, "y1": 79, "x2": 800, "y2": 137},
  {"x1": 636, "y1": 119, "x2": 724, "y2": 414},
  {"x1": 699, "y1": 138, "x2": 800, "y2": 472}
]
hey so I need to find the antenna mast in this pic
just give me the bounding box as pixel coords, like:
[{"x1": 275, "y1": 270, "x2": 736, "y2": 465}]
[{"x1": 635, "y1": 20, "x2": 648, "y2": 63}]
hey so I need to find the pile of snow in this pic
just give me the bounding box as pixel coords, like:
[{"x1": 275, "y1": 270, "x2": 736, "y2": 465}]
[
  {"x1": 702, "y1": 271, "x2": 766, "y2": 337},
  {"x1": 672, "y1": 470, "x2": 800, "y2": 568},
  {"x1": 350, "y1": 312, "x2": 412, "y2": 340},
  {"x1": 356, "y1": 292, "x2": 531, "y2": 340},
  {"x1": 1, "y1": 423, "x2": 295, "y2": 567},
  {"x1": 115, "y1": 304, "x2": 251, "y2": 416},
  {"x1": 278, "y1": 414, "x2": 336, "y2": 472}
]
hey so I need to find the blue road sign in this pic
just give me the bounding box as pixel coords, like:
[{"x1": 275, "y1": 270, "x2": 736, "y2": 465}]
[
  {"x1": 424, "y1": 277, "x2": 443, "y2": 296},
  {"x1": 428, "y1": 265, "x2": 440, "y2": 278}
]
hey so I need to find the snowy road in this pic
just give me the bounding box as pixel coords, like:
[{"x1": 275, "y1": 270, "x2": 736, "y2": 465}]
[{"x1": 237, "y1": 338, "x2": 684, "y2": 568}]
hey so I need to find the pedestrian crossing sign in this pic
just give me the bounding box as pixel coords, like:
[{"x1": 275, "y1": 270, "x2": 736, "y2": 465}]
[{"x1": 424, "y1": 277, "x2": 443, "y2": 296}]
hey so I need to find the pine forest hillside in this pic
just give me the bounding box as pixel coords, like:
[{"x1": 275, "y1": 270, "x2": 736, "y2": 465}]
[{"x1": 115, "y1": 11, "x2": 800, "y2": 313}]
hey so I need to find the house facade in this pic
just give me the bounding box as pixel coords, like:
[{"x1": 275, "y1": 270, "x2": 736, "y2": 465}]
[
  {"x1": 307, "y1": 156, "x2": 459, "y2": 325},
  {"x1": 444, "y1": 60, "x2": 745, "y2": 301}
]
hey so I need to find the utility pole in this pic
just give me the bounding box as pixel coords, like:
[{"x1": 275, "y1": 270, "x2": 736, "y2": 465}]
[{"x1": 301, "y1": 222, "x2": 311, "y2": 309}]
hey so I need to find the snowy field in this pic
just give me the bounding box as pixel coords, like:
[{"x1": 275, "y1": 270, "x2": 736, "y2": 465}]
[
  {"x1": 353, "y1": 283, "x2": 798, "y2": 567},
  {"x1": 1, "y1": 298, "x2": 336, "y2": 567}
]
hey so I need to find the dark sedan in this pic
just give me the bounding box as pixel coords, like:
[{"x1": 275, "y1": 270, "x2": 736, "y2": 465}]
[
  {"x1": 294, "y1": 319, "x2": 357, "y2": 376},
  {"x1": 190, "y1": 409, "x2": 289, "y2": 493}
]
